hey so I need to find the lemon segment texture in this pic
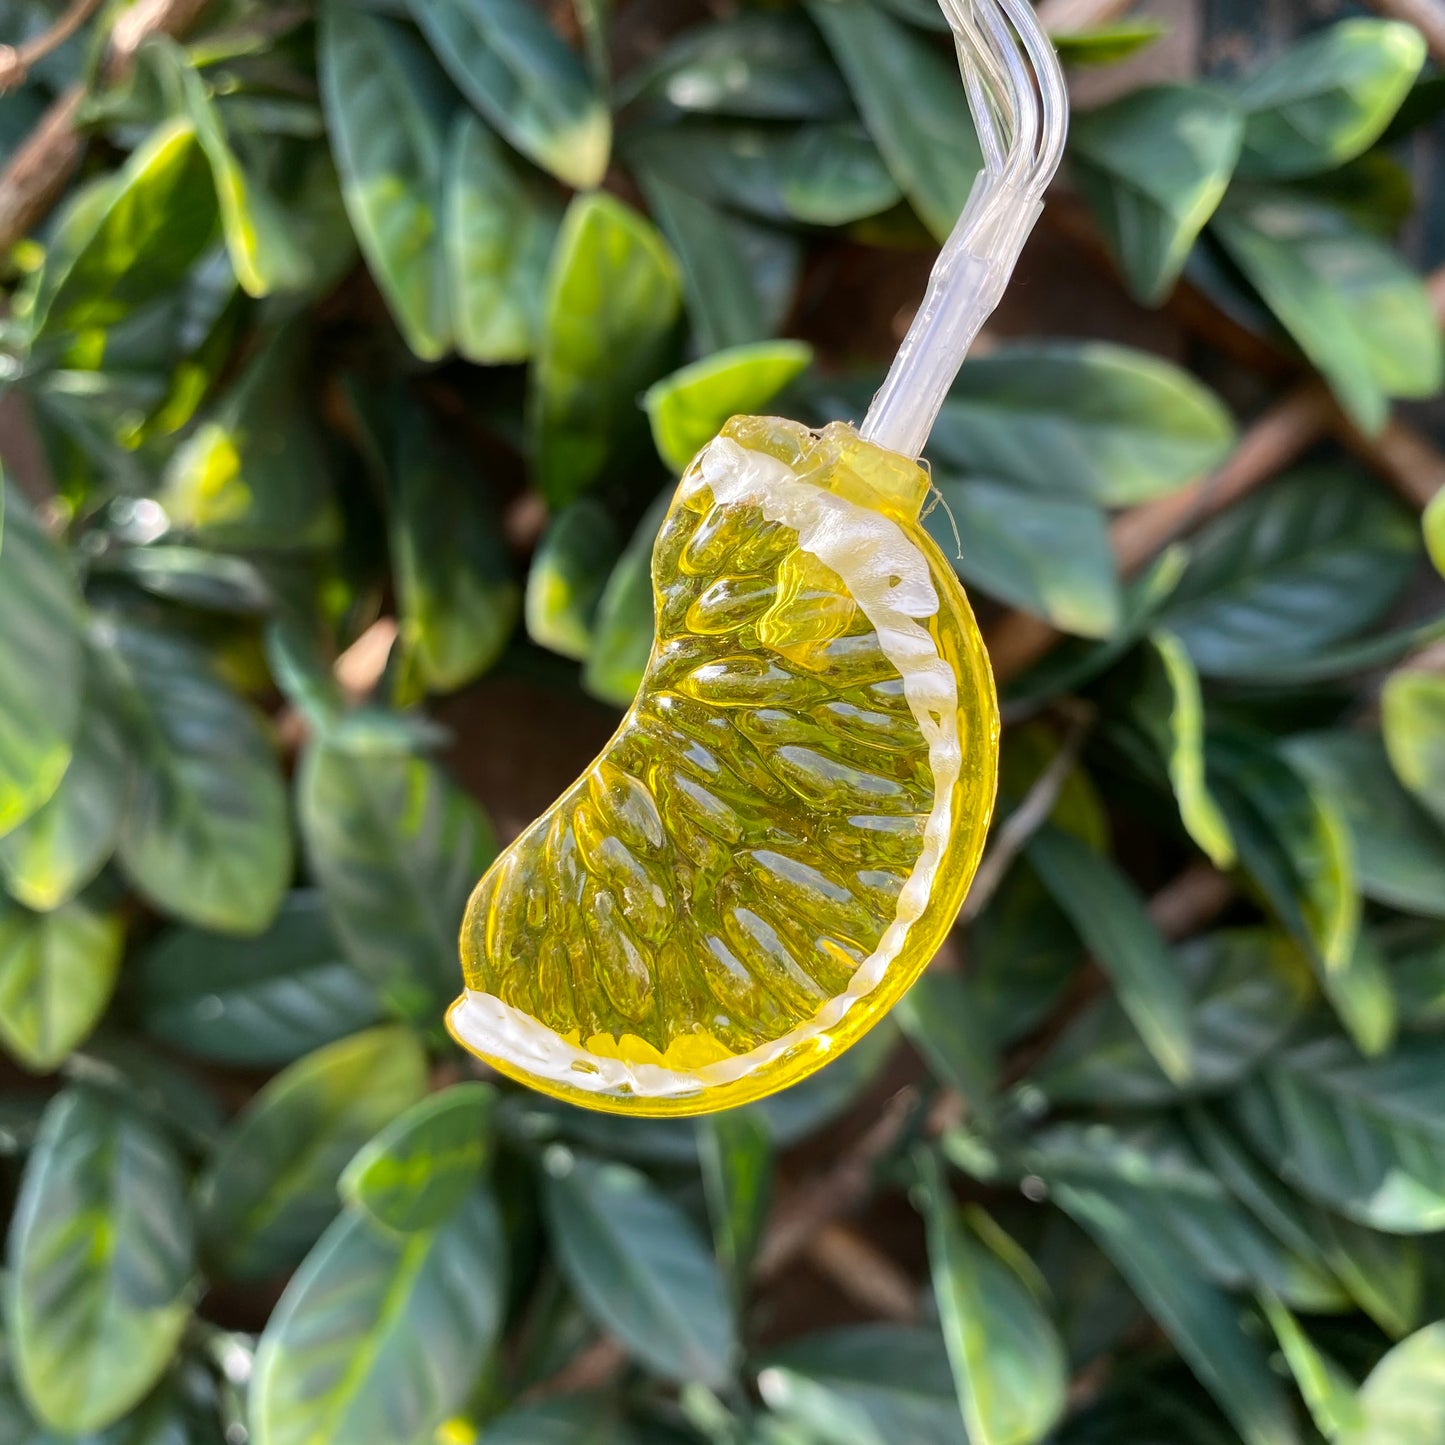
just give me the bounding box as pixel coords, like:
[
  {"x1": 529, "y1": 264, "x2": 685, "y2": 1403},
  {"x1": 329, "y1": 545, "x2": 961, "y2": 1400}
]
[{"x1": 450, "y1": 417, "x2": 999, "y2": 1115}]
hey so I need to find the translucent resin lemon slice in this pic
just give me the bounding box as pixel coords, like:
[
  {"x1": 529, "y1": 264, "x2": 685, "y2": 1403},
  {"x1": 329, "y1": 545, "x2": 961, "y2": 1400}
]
[{"x1": 448, "y1": 418, "x2": 999, "y2": 1115}]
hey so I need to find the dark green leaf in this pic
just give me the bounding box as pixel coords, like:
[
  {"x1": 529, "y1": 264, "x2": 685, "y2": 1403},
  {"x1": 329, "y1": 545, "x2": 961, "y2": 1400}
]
[
  {"x1": 808, "y1": 0, "x2": 981, "y2": 241},
  {"x1": 1234, "y1": 1030, "x2": 1445, "y2": 1233},
  {"x1": 1286, "y1": 731, "x2": 1445, "y2": 920},
  {"x1": 919, "y1": 1157, "x2": 1066, "y2": 1445},
  {"x1": 137, "y1": 891, "x2": 382, "y2": 1067},
  {"x1": 1340, "y1": 1321, "x2": 1445, "y2": 1444},
  {"x1": 0, "y1": 893, "x2": 122, "y2": 1073},
  {"x1": 7, "y1": 1089, "x2": 193, "y2": 1434},
  {"x1": 543, "y1": 1149, "x2": 737, "y2": 1386},
  {"x1": 1036, "y1": 929, "x2": 1312, "y2": 1106},
  {"x1": 1072, "y1": 85, "x2": 1243, "y2": 305},
  {"x1": 197, "y1": 1026, "x2": 429, "y2": 1278},
  {"x1": 1027, "y1": 826, "x2": 1193, "y2": 1085},
  {"x1": 251, "y1": 1187, "x2": 506, "y2": 1445},
  {"x1": 526, "y1": 498, "x2": 622, "y2": 661},
  {"x1": 644, "y1": 342, "x2": 813, "y2": 474},
  {"x1": 1234, "y1": 19, "x2": 1426, "y2": 179},
  {"x1": 410, "y1": 0, "x2": 610, "y2": 189},
  {"x1": 532, "y1": 193, "x2": 682, "y2": 507},
  {"x1": 478, "y1": 1398, "x2": 631, "y2": 1445},
  {"x1": 1389, "y1": 923, "x2": 1445, "y2": 1028},
  {"x1": 927, "y1": 475, "x2": 1120, "y2": 638},
  {"x1": 1158, "y1": 469, "x2": 1419, "y2": 678},
  {"x1": 0, "y1": 484, "x2": 85, "y2": 839},
  {"x1": 1260, "y1": 1297, "x2": 1364, "y2": 1442},
  {"x1": 1053, "y1": 23, "x2": 1168, "y2": 67},
  {"x1": 102, "y1": 619, "x2": 292, "y2": 936},
  {"x1": 299, "y1": 737, "x2": 497, "y2": 1017},
  {"x1": 340, "y1": 1081, "x2": 496, "y2": 1234},
  {"x1": 584, "y1": 490, "x2": 670, "y2": 708},
  {"x1": 444, "y1": 113, "x2": 560, "y2": 365},
  {"x1": 700, "y1": 1108, "x2": 771, "y2": 1293},
  {"x1": 1212, "y1": 190, "x2": 1444, "y2": 432},
  {"x1": 1382, "y1": 671, "x2": 1445, "y2": 828},
  {"x1": 758, "y1": 1325, "x2": 962, "y2": 1445},
  {"x1": 896, "y1": 971, "x2": 997, "y2": 1110},
  {"x1": 931, "y1": 343, "x2": 1236, "y2": 506}
]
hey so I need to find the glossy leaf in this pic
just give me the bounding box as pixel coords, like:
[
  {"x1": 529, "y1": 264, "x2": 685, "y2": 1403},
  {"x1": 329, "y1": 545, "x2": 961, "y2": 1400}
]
[
  {"x1": 1341, "y1": 1321, "x2": 1445, "y2": 1445},
  {"x1": 103, "y1": 619, "x2": 292, "y2": 936},
  {"x1": 1234, "y1": 19, "x2": 1425, "y2": 179},
  {"x1": 700, "y1": 1108, "x2": 772, "y2": 1293},
  {"x1": 758, "y1": 1325, "x2": 962, "y2": 1445},
  {"x1": 1234, "y1": 1030, "x2": 1445, "y2": 1233},
  {"x1": 0, "y1": 484, "x2": 85, "y2": 839},
  {"x1": 1212, "y1": 190, "x2": 1444, "y2": 433},
  {"x1": 920, "y1": 1159, "x2": 1067, "y2": 1445},
  {"x1": 1072, "y1": 85, "x2": 1243, "y2": 304},
  {"x1": 1425, "y1": 488, "x2": 1444, "y2": 578},
  {"x1": 410, "y1": 0, "x2": 610, "y2": 189},
  {"x1": 0, "y1": 893, "x2": 122, "y2": 1074},
  {"x1": 1261, "y1": 1297, "x2": 1363, "y2": 1442},
  {"x1": 1382, "y1": 671, "x2": 1445, "y2": 828},
  {"x1": 543, "y1": 1150, "x2": 737, "y2": 1386},
  {"x1": 340, "y1": 1082, "x2": 496, "y2": 1234},
  {"x1": 7, "y1": 1089, "x2": 193, "y2": 1434},
  {"x1": 299, "y1": 737, "x2": 497, "y2": 1017},
  {"x1": 1286, "y1": 731, "x2": 1445, "y2": 920},
  {"x1": 897, "y1": 971, "x2": 998, "y2": 1111},
  {"x1": 927, "y1": 475, "x2": 1121, "y2": 639},
  {"x1": 809, "y1": 0, "x2": 981, "y2": 241},
  {"x1": 1028, "y1": 826, "x2": 1193, "y2": 1085},
  {"x1": 137, "y1": 891, "x2": 382, "y2": 1067},
  {"x1": 197, "y1": 1026, "x2": 429, "y2": 1278},
  {"x1": 644, "y1": 341, "x2": 813, "y2": 474},
  {"x1": 1053, "y1": 22, "x2": 1168, "y2": 66},
  {"x1": 931, "y1": 342, "x2": 1235, "y2": 506},
  {"x1": 1036, "y1": 929, "x2": 1312, "y2": 1107},
  {"x1": 525, "y1": 498, "x2": 622, "y2": 661},
  {"x1": 1159, "y1": 469, "x2": 1419, "y2": 678},
  {"x1": 532, "y1": 193, "x2": 682, "y2": 507},
  {"x1": 584, "y1": 490, "x2": 670, "y2": 708},
  {"x1": 251, "y1": 1188, "x2": 506, "y2": 1445}
]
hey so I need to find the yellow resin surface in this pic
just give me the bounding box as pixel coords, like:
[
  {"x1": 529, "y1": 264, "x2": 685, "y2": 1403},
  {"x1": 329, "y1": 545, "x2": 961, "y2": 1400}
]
[{"x1": 449, "y1": 418, "x2": 999, "y2": 1115}]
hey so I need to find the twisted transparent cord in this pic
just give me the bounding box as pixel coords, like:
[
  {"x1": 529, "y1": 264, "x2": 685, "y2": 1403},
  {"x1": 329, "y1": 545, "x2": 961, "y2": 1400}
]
[{"x1": 861, "y1": 0, "x2": 1068, "y2": 460}]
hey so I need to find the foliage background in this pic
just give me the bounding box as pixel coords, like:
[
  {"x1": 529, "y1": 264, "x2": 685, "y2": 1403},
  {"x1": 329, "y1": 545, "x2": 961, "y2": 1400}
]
[{"x1": 0, "y1": 0, "x2": 1444, "y2": 1441}]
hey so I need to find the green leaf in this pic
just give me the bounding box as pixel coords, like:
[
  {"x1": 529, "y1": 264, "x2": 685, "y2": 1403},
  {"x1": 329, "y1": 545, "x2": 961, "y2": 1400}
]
[
  {"x1": 927, "y1": 475, "x2": 1121, "y2": 639},
  {"x1": 896, "y1": 971, "x2": 998, "y2": 1111},
  {"x1": 1425, "y1": 488, "x2": 1444, "y2": 578},
  {"x1": 7, "y1": 1089, "x2": 193, "y2": 1435},
  {"x1": 1382, "y1": 671, "x2": 1445, "y2": 828},
  {"x1": 1211, "y1": 191, "x2": 1444, "y2": 433},
  {"x1": 1234, "y1": 19, "x2": 1426, "y2": 179},
  {"x1": 1159, "y1": 468, "x2": 1419, "y2": 677},
  {"x1": 0, "y1": 484, "x2": 85, "y2": 839},
  {"x1": 808, "y1": 0, "x2": 981, "y2": 241},
  {"x1": 644, "y1": 342, "x2": 813, "y2": 474},
  {"x1": 919, "y1": 1158, "x2": 1067, "y2": 1445},
  {"x1": 0, "y1": 893, "x2": 122, "y2": 1073},
  {"x1": 445, "y1": 113, "x2": 560, "y2": 365},
  {"x1": 30, "y1": 119, "x2": 218, "y2": 340},
  {"x1": 757, "y1": 1325, "x2": 963, "y2": 1445},
  {"x1": 532, "y1": 193, "x2": 682, "y2": 507},
  {"x1": 137, "y1": 891, "x2": 383, "y2": 1068},
  {"x1": 1390, "y1": 924, "x2": 1445, "y2": 1028},
  {"x1": 699, "y1": 1108, "x2": 772, "y2": 1292},
  {"x1": 1053, "y1": 22, "x2": 1168, "y2": 67},
  {"x1": 630, "y1": 12, "x2": 851, "y2": 120},
  {"x1": 584, "y1": 490, "x2": 670, "y2": 708},
  {"x1": 526, "y1": 498, "x2": 622, "y2": 661},
  {"x1": 300, "y1": 737, "x2": 495, "y2": 1017},
  {"x1": 478, "y1": 1398, "x2": 631, "y2": 1445},
  {"x1": 102, "y1": 618, "x2": 292, "y2": 936},
  {"x1": 251, "y1": 1188, "x2": 506, "y2": 1445},
  {"x1": 197, "y1": 1026, "x2": 429, "y2": 1279},
  {"x1": 410, "y1": 0, "x2": 609, "y2": 189},
  {"x1": 340, "y1": 1082, "x2": 496, "y2": 1234},
  {"x1": 1340, "y1": 1321, "x2": 1445, "y2": 1444},
  {"x1": 542, "y1": 1149, "x2": 737, "y2": 1386},
  {"x1": 1286, "y1": 731, "x2": 1445, "y2": 920},
  {"x1": 1072, "y1": 85, "x2": 1244, "y2": 305},
  {"x1": 0, "y1": 659, "x2": 128, "y2": 911},
  {"x1": 319, "y1": 7, "x2": 451, "y2": 361},
  {"x1": 1027, "y1": 826, "x2": 1193, "y2": 1085},
  {"x1": 1234, "y1": 1030, "x2": 1445, "y2": 1233},
  {"x1": 931, "y1": 342, "x2": 1236, "y2": 506},
  {"x1": 1036, "y1": 929, "x2": 1312, "y2": 1107},
  {"x1": 1260, "y1": 1297, "x2": 1363, "y2": 1442},
  {"x1": 390, "y1": 397, "x2": 520, "y2": 694}
]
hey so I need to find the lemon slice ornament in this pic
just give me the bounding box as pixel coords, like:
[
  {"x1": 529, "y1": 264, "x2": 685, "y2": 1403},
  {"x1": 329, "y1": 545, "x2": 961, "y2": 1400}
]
[{"x1": 449, "y1": 0, "x2": 1069, "y2": 1116}]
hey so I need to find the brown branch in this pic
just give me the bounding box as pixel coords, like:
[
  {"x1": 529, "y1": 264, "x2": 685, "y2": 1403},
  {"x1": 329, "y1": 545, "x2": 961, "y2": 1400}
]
[
  {"x1": 806, "y1": 1223, "x2": 920, "y2": 1324},
  {"x1": 0, "y1": 0, "x2": 104, "y2": 90}
]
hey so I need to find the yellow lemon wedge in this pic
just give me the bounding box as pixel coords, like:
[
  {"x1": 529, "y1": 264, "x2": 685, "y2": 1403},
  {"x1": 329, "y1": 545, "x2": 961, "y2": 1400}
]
[{"x1": 449, "y1": 417, "x2": 999, "y2": 1115}]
